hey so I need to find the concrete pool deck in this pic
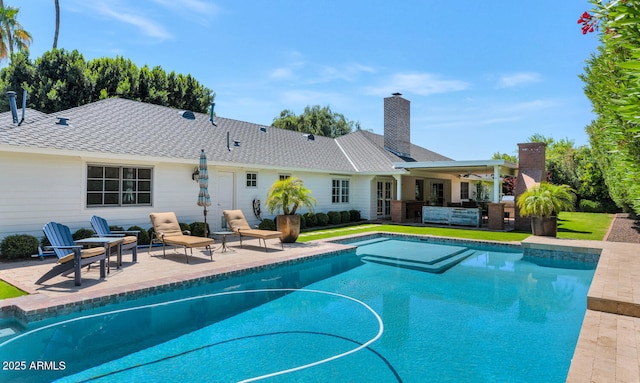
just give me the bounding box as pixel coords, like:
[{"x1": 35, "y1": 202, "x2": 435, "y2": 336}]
[{"x1": 1, "y1": 233, "x2": 639, "y2": 382}]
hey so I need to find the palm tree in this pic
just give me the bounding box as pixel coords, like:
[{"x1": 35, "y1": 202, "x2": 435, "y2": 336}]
[
  {"x1": 53, "y1": 0, "x2": 59, "y2": 49},
  {"x1": 0, "y1": 3, "x2": 32, "y2": 62}
]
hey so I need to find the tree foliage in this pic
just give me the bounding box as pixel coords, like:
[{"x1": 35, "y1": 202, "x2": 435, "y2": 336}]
[
  {"x1": 0, "y1": 50, "x2": 214, "y2": 113},
  {"x1": 272, "y1": 105, "x2": 359, "y2": 138},
  {"x1": 581, "y1": 0, "x2": 640, "y2": 213},
  {"x1": 527, "y1": 134, "x2": 614, "y2": 208},
  {"x1": 0, "y1": 4, "x2": 31, "y2": 62}
]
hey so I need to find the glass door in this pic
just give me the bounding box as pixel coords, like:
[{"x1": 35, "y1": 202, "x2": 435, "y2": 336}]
[{"x1": 377, "y1": 180, "x2": 393, "y2": 218}]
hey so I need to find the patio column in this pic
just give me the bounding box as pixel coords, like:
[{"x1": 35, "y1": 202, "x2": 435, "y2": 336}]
[
  {"x1": 493, "y1": 165, "x2": 501, "y2": 203},
  {"x1": 393, "y1": 174, "x2": 402, "y2": 199}
]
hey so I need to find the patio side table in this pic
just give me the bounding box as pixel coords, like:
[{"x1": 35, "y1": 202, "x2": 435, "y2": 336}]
[{"x1": 212, "y1": 231, "x2": 235, "y2": 252}]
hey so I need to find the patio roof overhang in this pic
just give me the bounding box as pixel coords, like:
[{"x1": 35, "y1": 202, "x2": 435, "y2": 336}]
[{"x1": 393, "y1": 159, "x2": 518, "y2": 176}]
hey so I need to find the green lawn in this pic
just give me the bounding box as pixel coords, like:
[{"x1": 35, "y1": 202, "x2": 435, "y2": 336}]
[
  {"x1": 0, "y1": 280, "x2": 27, "y2": 299},
  {"x1": 299, "y1": 212, "x2": 614, "y2": 243}
]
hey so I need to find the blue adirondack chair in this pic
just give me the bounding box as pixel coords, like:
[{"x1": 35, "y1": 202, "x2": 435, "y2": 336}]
[
  {"x1": 36, "y1": 222, "x2": 106, "y2": 285},
  {"x1": 90, "y1": 216, "x2": 139, "y2": 264}
]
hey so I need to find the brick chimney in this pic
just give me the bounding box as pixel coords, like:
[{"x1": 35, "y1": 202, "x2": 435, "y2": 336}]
[
  {"x1": 384, "y1": 93, "x2": 411, "y2": 158},
  {"x1": 514, "y1": 142, "x2": 547, "y2": 231}
]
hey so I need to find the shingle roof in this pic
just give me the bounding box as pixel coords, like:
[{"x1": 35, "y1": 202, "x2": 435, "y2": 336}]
[{"x1": 0, "y1": 98, "x2": 451, "y2": 173}]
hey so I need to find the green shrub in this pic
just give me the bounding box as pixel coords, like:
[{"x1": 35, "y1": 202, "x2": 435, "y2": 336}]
[
  {"x1": 578, "y1": 199, "x2": 619, "y2": 214},
  {"x1": 147, "y1": 227, "x2": 155, "y2": 243},
  {"x1": 340, "y1": 210, "x2": 351, "y2": 223},
  {"x1": 0, "y1": 234, "x2": 39, "y2": 260},
  {"x1": 349, "y1": 210, "x2": 361, "y2": 222},
  {"x1": 579, "y1": 199, "x2": 604, "y2": 213},
  {"x1": 179, "y1": 222, "x2": 191, "y2": 234},
  {"x1": 189, "y1": 222, "x2": 211, "y2": 237},
  {"x1": 304, "y1": 212, "x2": 317, "y2": 227},
  {"x1": 327, "y1": 211, "x2": 341, "y2": 225},
  {"x1": 73, "y1": 228, "x2": 95, "y2": 241},
  {"x1": 127, "y1": 225, "x2": 150, "y2": 245},
  {"x1": 315, "y1": 212, "x2": 329, "y2": 226},
  {"x1": 300, "y1": 214, "x2": 307, "y2": 230},
  {"x1": 258, "y1": 218, "x2": 276, "y2": 230},
  {"x1": 40, "y1": 236, "x2": 51, "y2": 248}
]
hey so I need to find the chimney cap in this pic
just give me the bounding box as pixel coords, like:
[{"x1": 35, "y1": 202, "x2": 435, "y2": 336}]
[{"x1": 392, "y1": 92, "x2": 402, "y2": 96}]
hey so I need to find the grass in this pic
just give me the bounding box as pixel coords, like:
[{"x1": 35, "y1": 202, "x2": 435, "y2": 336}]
[
  {"x1": 0, "y1": 280, "x2": 27, "y2": 299},
  {"x1": 556, "y1": 212, "x2": 614, "y2": 241},
  {"x1": 299, "y1": 211, "x2": 614, "y2": 243}
]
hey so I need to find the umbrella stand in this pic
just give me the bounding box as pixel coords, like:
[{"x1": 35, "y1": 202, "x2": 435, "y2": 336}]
[{"x1": 203, "y1": 206, "x2": 208, "y2": 238}]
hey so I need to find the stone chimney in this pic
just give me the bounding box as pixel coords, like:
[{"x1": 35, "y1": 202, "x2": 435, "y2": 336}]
[
  {"x1": 384, "y1": 93, "x2": 411, "y2": 158},
  {"x1": 514, "y1": 142, "x2": 547, "y2": 231}
]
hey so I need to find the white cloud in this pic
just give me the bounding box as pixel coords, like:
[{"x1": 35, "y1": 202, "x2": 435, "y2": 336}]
[
  {"x1": 270, "y1": 67, "x2": 296, "y2": 80},
  {"x1": 89, "y1": 1, "x2": 173, "y2": 40},
  {"x1": 363, "y1": 72, "x2": 470, "y2": 97},
  {"x1": 151, "y1": 0, "x2": 220, "y2": 15},
  {"x1": 497, "y1": 72, "x2": 542, "y2": 88}
]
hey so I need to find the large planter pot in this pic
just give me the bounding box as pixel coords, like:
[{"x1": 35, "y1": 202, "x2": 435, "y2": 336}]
[
  {"x1": 531, "y1": 216, "x2": 557, "y2": 237},
  {"x1": 276, "y1": 214, "x2": 300, "y2": 243}
]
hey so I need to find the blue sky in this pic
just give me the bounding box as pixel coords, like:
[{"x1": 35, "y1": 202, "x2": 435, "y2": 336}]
[{"x1": 15, "y1": 0, "x2": 600, "y2": 160}]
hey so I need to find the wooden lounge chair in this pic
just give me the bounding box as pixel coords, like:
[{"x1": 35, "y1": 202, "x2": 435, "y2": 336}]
[
  {"x1": 36, "y1": 222, "x2": 106, "y2": 285},
  {"x1": 223, "y1": 209, "x2": 283, "y2": 252},
  {"x1": 90, "y1": 215, "x2": 139, "y2": 265},
  {"x1": 149, "y1": 212, "x2": 214, "y2": 263}
]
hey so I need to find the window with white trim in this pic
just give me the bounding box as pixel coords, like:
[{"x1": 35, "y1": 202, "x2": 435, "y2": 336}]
[
  {"x1": 332, "y1": 179, "x2": 350, "y2": 203},
  {"x1": 87, "y1": 165, "x2": 152, "y2": 207},
  {"x1": 246, "y1": 172, "x2": 257, "y2": 188}
]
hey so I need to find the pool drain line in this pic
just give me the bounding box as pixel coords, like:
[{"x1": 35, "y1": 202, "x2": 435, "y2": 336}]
[{"x1": 0, "y1": 288, "x2": 384, "y2": 382}]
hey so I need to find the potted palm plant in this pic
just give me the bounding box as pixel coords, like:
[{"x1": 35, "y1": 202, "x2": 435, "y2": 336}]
[
  {"x1": 517, "y1": 182, "x2": 576, "y2": 237},
  {"x1": 265, "y1": 177, "x2": 316, "y2": 243}
]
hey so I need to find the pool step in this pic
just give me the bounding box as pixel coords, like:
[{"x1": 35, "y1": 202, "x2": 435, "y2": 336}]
[
  {"x1": 361, "y1": 249, "x2": 477, "y2": 274},
  {"x1": 0, "y1": 327, "x2": 16, "y2": 338},
  {"x1": 346, "y1": 237, "x2": 391, "y2": 247}
]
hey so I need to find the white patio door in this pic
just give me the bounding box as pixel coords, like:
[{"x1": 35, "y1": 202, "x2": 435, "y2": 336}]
[{"x1": 216, "y1": 171, "x2": 235, "y2": 230}]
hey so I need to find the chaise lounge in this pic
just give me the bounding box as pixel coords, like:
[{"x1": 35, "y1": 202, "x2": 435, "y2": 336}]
[
  {"x1": 149, "y1": 212, "x2": 214, "y2": 263},
  {"x1": 223, "y1": 209, "x2": 283, "y2": 252}
]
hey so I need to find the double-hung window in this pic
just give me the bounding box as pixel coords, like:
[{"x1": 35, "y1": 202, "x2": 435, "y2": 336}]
[
  {"x1": 332, "y1": 179, "x2": 350, "y2": 204},
  {"x1": 87, "y1": 165, "x2": 152, "y2": 207}
]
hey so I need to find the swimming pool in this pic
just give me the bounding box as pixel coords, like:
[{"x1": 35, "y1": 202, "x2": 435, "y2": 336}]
[{"x1": 0, "y1": 235, "x2": 595, "y2": 382}]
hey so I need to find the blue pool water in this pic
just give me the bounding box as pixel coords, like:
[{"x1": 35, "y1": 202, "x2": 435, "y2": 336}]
[{"x1": 0, "y1": 236, "x2": 595, "y2": 382}]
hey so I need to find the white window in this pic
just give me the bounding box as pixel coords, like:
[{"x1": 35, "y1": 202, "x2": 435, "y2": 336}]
[
  {"x1": 87, "y1": 165, "x2": 152, "y2": 207},
  {"x1": 332, "y1": 179, "x2": 350, "y2": 204},
  {"x1": 246, "y1": 172, "x2": 257, "y2": 188}
]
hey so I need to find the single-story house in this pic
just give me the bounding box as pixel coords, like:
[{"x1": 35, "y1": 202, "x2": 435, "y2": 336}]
[{"x1": 0, "y1": 92, "x2": 519, "y2": 242}]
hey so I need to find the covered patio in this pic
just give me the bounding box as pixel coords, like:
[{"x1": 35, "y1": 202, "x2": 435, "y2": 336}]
[{"x1": 390, "y1": 159, "x2": 518, "y2": 230}]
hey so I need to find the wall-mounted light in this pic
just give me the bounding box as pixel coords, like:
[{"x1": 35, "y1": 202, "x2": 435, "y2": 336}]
[{"x1": 192, "y1": 167, "x2": 200, "y2": 181}]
